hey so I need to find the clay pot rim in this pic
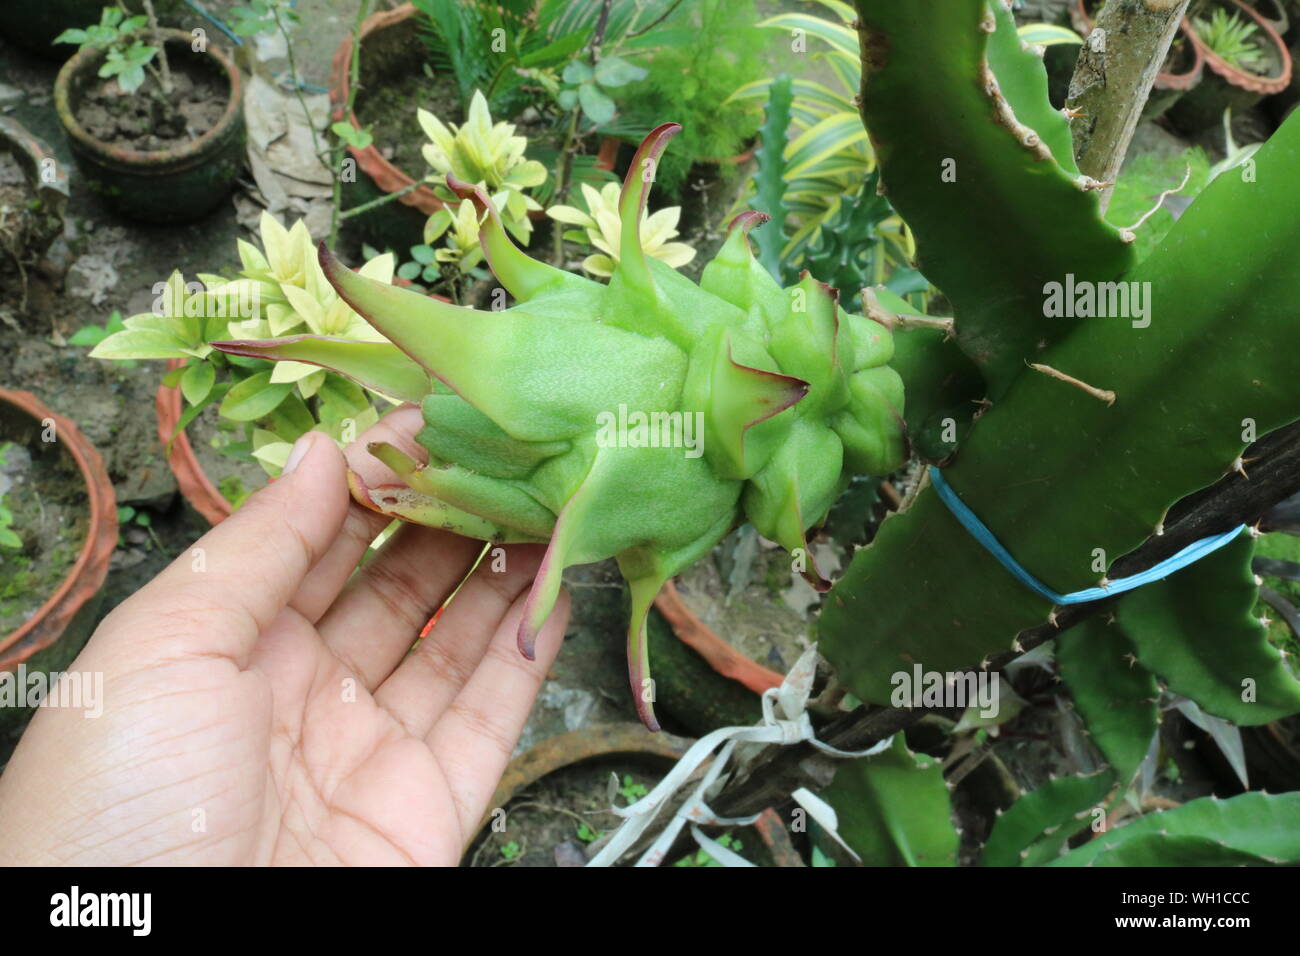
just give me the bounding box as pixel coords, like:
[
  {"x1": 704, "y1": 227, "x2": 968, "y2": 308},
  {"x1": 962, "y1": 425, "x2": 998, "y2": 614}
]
[
  {"x1": 155, "y1": 358, "x2": 232, "y2": 527},
  {"x1": 53, "y1": 29, "x2": 243, "y2": 171},
  {"x1": 1188, "y1": 0, "x2": 1293, "y2": 96},
  {"x1": 475, "y1": 722, "x2": 693, "y2": 834},
  {"x1": 0, "y1": 115, "x2": 72, "y2": 207},
  {"x1": 473, "y1": 722, "x2": 803, "y2": 865},
  {"x1": 0, "y1": 390, "x2": 118, "y2": 669},
  {"x1": 329, "y1": 4, "x2": 443, "y2": 217}
]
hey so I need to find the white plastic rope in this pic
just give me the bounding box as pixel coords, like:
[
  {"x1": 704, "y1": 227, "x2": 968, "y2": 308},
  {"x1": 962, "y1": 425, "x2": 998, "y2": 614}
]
[{"x1": 586, "y1": 644, "x2": 893, "y2": 867}]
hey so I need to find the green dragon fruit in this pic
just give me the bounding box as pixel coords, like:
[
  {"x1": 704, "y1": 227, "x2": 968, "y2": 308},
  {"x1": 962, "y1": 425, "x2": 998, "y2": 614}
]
[{"x1": 213, "y1": 125, "x2": 905, "y2": 729}]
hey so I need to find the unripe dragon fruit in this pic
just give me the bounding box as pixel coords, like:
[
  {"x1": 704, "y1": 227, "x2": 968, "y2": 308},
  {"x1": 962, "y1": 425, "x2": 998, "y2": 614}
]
[{"x1": 214, "y1": 125, "x2": 905, "y2": 730}]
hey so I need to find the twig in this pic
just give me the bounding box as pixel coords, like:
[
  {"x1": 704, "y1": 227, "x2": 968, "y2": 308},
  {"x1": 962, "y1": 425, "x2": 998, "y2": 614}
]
[
  {"x1": 1122, "y1": 163, "x2": 1192, "y2": 233},
  {"x1": 625, "y1": 0, "x2": 686, "y2": 39},
  {"x1": 338, "y1": 180, "x2": 422, "y2": 220},
  {"x1": 330, "y1": 0, "x2": 374, "y2": 248},
  {"x1": 1026, "y1": 361, "x2": 1116, "y2": 406},
  {"x1": 551, "y1": 0, "x2": 613, "y2": 265},
  {"x1": 861, "y1": 287, "x2": 954, "y2": 336},
  {"x1": 140, "y1": 0, "x2": 174, "y2": 96},
  {"x1": 272, "y1": 3, "x2": 326, "y2": 167}
]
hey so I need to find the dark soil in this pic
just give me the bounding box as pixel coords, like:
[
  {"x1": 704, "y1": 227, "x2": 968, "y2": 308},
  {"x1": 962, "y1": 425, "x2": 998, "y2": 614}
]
[
  {"x1": 0, "y1": 152, "x2": 60, "y2": 318},
  {"x1": 359, "y1": 69, "x2": 463, "y2": 178},
  {"x1": 0, "y1": 429, "x2": 88, "y2": 637},
  {"x1": 0, "y1": 154, "x2": 36, "y2": 305},
  {"x1": 75, "y1": 61, "x2": 226, "y2": 152},
  {"x1": 464, "y1": 757, "x2": 667, "y2": 867}
]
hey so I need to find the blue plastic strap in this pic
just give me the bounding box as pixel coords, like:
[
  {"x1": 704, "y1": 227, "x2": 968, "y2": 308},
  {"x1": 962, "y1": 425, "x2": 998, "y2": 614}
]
[
  {"x1": 927, "y1": 466, "x2": 1246, "y2": 606},
  {"x1": 184, "y1": 0, "x2": 243, "y2": 45}
]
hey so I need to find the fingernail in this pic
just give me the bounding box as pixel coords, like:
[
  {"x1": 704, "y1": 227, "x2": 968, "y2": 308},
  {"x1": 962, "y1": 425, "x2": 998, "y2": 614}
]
[{"x1": 282, "y1": 432, "x2": 316, "y2": 477}]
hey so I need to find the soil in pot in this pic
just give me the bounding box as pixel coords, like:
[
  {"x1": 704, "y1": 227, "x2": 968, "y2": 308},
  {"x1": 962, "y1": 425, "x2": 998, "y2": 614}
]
[
  {"x1": 74, "y1": 60, "x2": 226, "y2": 153},
  {"x1": 185, "y1": 404, "x2": 269, "y2": 511},
  {"x1": 0, "y1": 437, "x2": 88, "y2": 638},
  {"x1": 358, "y1": 67, "x2": 463, "y2": 182},
  {"x1": 466, "y1": 756, "x2": 663, "y2": 867}
]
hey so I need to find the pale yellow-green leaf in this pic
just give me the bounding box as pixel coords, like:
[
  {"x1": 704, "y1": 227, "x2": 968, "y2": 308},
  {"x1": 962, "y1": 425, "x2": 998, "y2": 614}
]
[{"x1": 89, "y1": 328, "x2": 188, "y2": 360}]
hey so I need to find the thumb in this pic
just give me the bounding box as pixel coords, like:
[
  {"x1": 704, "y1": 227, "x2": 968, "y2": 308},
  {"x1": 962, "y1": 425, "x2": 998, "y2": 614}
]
[{"x1": 96, "y1": 431, "x2": 350, "y2": 666}]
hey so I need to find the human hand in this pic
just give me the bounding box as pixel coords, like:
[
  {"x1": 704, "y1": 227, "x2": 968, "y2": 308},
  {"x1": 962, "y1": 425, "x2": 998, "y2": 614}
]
[{"x1": 0, "y1": 406, "x2": 568, "y2": 865}]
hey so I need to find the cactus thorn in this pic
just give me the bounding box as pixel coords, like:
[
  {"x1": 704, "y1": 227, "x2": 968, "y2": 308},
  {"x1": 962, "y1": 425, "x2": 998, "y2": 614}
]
[{"x1": 1061, "y1": 106, "x2": 1084, "y2": 120}]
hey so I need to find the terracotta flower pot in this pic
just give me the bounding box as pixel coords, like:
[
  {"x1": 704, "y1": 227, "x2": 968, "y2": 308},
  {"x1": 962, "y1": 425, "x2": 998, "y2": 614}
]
[
  {"x1": 653, "y1": 579, "x2": 783, "y2": 695},
  {"x1": 155, "y1": 358, "x2": 232, "y2": 527},
  {"x1": 329, "y1": 2, "x2": 617, "y2": 251},
  {"x1": 53, "y1": 29, "x2": 245, "y2": 223},
  {"x1": 1169, "y1": 0, "x2": 1293, "y2": 129},
  {"x1": 1190, "y1": 0, "x2": 1292, "y2": 95},
  {"x1": 0, "y1": 390, "x2": 117, "y2": 677}
]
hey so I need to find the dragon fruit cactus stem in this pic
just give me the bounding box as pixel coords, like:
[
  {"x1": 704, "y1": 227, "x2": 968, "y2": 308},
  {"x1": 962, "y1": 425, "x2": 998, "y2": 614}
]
[{"x1": 213, "y1": 123, "x2": 906, "y2": 730}]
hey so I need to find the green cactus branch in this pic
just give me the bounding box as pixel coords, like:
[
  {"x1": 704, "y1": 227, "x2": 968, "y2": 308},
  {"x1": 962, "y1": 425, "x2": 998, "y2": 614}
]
[
  {"x1": 823, "y1": 58, "x2": 1300, "y2": 708},
  {"x1": 852, "y1": 0, "x2": 1135, "y2": 397},
  {"x1": 627, "y1": 418, "x2": 1300, "y2": 862}
]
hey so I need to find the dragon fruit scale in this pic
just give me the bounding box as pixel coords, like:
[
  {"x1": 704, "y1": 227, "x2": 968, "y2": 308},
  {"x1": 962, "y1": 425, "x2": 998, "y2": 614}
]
[{"x1": 213, "y1": 125, "x2": 906, "y2": 730}]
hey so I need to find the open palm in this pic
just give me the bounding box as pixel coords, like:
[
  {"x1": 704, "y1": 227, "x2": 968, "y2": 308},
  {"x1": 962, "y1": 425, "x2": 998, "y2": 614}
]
[{"x1": 0, "y1": 407, "x2": 568, "y2": 866}]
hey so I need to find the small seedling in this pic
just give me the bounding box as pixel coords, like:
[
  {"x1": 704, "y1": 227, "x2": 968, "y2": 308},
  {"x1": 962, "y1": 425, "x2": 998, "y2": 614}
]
[{"x1": 54, "y1": 7, "x2": 168, "y2": 95}]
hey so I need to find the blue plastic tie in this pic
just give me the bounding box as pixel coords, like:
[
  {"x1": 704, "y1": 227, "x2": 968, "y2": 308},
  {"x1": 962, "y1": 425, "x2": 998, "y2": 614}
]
[
  {"x1": 927, "y1": 466, "x2": 1246, "y2": 606},
  {"x1": 184, "y1": 0, "x2": 243, "y2": 45}
]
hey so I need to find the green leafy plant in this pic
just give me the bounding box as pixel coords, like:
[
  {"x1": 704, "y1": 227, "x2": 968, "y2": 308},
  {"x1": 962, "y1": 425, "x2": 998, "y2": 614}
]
[
  {"x1": 412, "y1": 0, "x2": 687, "y2": 119},
  {"x1": 673, "y1": 832, "x2": 745, "y2": 866},
  {"x1": 208, "y1": 126, "x2": 907, "y2": 730},
  {"x1": 1193, "y1": 6, "x2": 1264, "y2": 71},
  {"x1": 499, "y1": 839, "x2": 522, "y2": 861},
  {"x1": 84, "y1": 213, "x2": 396, "y2": 488},
  {"x1": 0, "y1": 443, "x2": 20, "y2": 551},
  {"x1": 115, "y1": 505, "x2": 165, "y2": 552},
  {"x1": 728, "y1": 1, "x2": 917, "y2": 293},
  {"x1": 419, "y1": 91, "x2": 548, "y2": 248},
  {"x1": 54, "y1": 6, "x2": 164, "y2": 94},
  {"x1": 610, "y1": 0, "x2": 769, "y2": 198},
  {"x1": 558, "y1": 56, "x2": 647, "y2": 127},
  {"x1": 617, "y1": 774, "x2": 648, "y2": 803}
]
